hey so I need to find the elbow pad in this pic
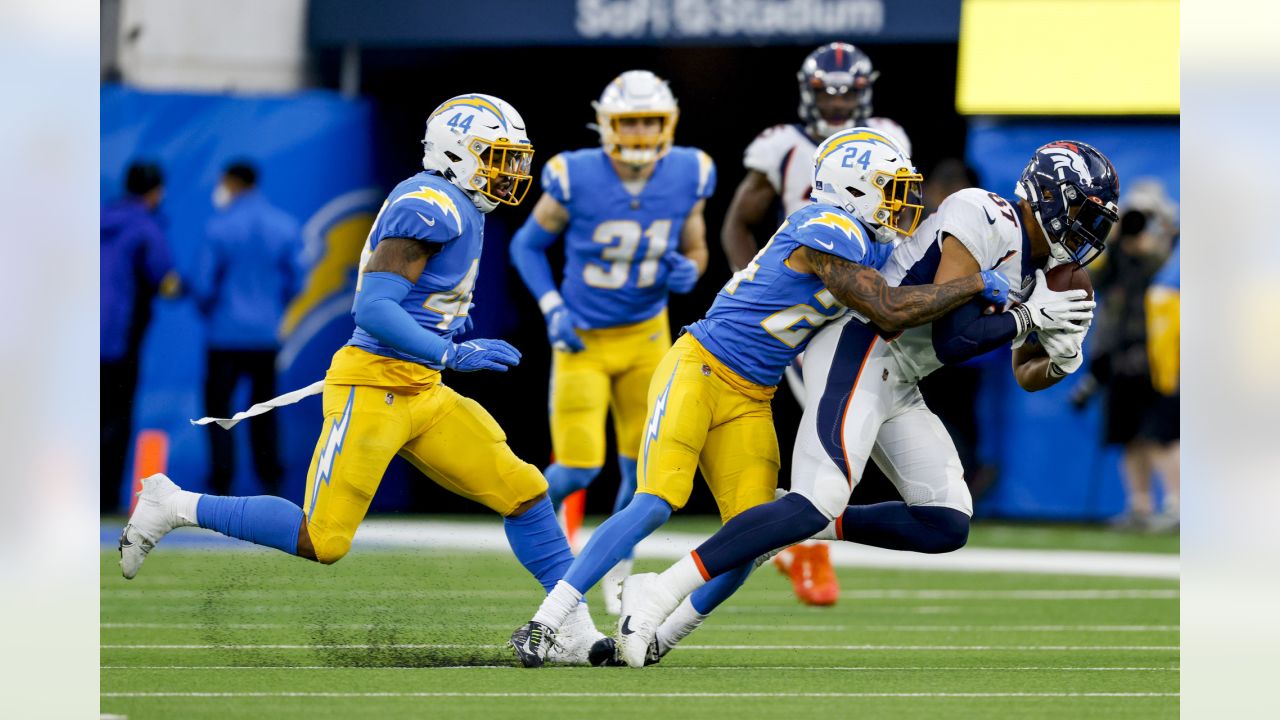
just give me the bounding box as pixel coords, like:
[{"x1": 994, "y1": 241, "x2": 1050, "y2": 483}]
[{"x1": 932, "y1": 299, "x2": 1018, "y2": 365}]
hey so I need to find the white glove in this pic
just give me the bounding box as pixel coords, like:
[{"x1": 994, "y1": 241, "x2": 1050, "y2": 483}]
[
  {"x1": 1010, "y1": 269, "x2": 1095, "y2": 343},
  {"x1": 1040, "y1": 327, "x2": 1085, "y2": 377}
]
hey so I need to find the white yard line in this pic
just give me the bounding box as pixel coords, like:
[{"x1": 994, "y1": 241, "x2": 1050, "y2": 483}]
[
  {"x1": 102, "y1": 691, "x2": 1178, "y2": 698},
  {"x1": 100, "y1": 622, "x2": 1177, "y2": 632},
  {"x1": 99, "y1": 588, "x2": 1177, "y2": 600},
  {"x1": 101, "y1": 643, "x2": 1178, "y2": 651}
]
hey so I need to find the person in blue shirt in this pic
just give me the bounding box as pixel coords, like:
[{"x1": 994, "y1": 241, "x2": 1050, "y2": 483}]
[
  {"x1": 193, "y1": 161, "x2": 304, "y2": 496},
  {"x1": 511, "y1": 127, "x2": 1009, "y2": 667},
  {"x1": 120, "y1": 95, "x2": 615, "y2": 667},
  {"x1": 100, "y1": 161, "x2": 180, "y2": 513},
  {"x1": 509, "y1": 70, "x2": 713, "y2": 613}
]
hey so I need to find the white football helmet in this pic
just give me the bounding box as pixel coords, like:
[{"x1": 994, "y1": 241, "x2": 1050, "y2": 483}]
[
  {"x1": 811, "y1": 127, "x2": 923, "y2": 243},
  {"x1": 422, "y1": 93, "x2": 534, "y2": 213},
  {"x1": 593, "y1": 70, "x2": 679, "y2": 167}
]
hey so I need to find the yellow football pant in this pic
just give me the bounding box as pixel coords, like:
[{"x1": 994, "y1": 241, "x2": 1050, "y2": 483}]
[
  {"x1": 551, "y1": 309, "x2": 670, "y2": 467},
  {"x1": 302, "y1": 347, "x2": 546, "y2": 564},
  {"x1": 636, "y1": 334, "x2": 780, "y2": 522}
]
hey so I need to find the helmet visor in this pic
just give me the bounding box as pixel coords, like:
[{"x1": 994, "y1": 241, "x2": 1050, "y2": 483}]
[
  {"x1": 471, "y1": 138, "x2": 534, "y2": 206},
  {"x1": 1062, "y1": 194, "x2": 1118, "y2": 267}
]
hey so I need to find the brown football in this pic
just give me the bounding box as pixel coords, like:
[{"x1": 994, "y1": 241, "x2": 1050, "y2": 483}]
[{"x1": 1044, "y1": 262, "x2": 1093, "y2": 300}]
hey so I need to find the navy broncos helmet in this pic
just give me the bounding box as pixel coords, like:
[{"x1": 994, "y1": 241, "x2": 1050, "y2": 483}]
[
  {"x1": 797, "y1": 42, "x2": 878, "y2": 139},
  {"x1": 1015, "y1": 141, "x2": 1120, "y2": 267}
]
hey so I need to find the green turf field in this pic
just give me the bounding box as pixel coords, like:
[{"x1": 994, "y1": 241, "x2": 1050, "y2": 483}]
[{"x1": 101, "y1": 520, "x2": 1178, "y2": 719}]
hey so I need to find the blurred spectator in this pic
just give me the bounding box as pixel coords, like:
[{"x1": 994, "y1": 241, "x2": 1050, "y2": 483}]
[
  {"x1": 1144, "y1": 241, "x2": 1180, "y2": 528},
  {"x1": 915, "y1": 159, "x2": 999, "y2": 500},
  {"x1": 101, "y1": 161, "x2": 181, "y2": 513},
  {"x1": 194, "y1": 160, "x2": 303, "y2": 496},
  {"x1": 1072, "y1": 202, "x2": 1176, "y2": 531}
]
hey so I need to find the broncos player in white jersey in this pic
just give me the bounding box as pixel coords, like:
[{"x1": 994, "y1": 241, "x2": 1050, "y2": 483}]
[
  {"x1": 721, "y1": 41, "x2": 910, "y2": 605},
  {"x1": 617, "y1": 141, "x2": 1117, "y2": 665}
]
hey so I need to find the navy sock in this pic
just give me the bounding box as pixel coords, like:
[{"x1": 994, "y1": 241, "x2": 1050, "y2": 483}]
[
  {"x1": 544, "y1": 464, "x2": 601, "y2": 507},
  {"x1": 838, "y1": 503, "x2": 970, "y2": 554},
  {"x1": 196, "y1": 495, "x2": 304, "y2": 555},
  {"x1": 690, "y1": 561, "x2": 754, "y2": 614},
  {"x1": 563, "y1": 492, "x2": 671, "y2": 593},
  {"x1": 693, "y1": 494, "x2": 830, "y2": 578},
  {"x1": 503, "y1": 497, "x2": 575, "y2": 593}
]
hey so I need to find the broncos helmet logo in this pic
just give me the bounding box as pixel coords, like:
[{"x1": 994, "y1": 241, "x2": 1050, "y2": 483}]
[{"x1": 1041, "y1": 142, "x2": 1094, "y2": 186}]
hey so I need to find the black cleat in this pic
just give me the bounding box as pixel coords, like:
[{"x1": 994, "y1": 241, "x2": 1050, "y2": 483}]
[
  {"x1": 509, "y1": 621, "x2": 555, "y2": 668},
  {"x1": 587, "y1": 636, "x2": 664, "y2": 667}
]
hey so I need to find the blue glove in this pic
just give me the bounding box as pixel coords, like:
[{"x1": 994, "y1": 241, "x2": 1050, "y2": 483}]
[
  {"x1": 444, "y1": 339, "x2": 522, "y2": 372},
  {"x1": 979, "y1": 270, "x2": 1011, "y2": 307},
  {"x1": 665, "y1": 252, "x2": 700, "y2": 294},
  {"x1": 546, "y1": 305, "x2": 586, "y2": 353}
]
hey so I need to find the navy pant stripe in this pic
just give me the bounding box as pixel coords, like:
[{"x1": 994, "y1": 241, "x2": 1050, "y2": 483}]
[{"x1": 815, "y1": 320, "x2": 879, "y2": 483}]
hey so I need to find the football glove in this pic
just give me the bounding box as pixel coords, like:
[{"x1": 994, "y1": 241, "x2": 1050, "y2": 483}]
[
  {"x1": 1040, "y1": 327, "x2": 1085, "y2": 377},
  {"x1": 664, "y1": 252, "x2": 700, "y2": 294},
  {"x1": 1011, "y1": 269, "x2": 1094, "y2": 340},
  {"x1": 444, "y1": 339, "x2": 522, "y2": 373},
  {"x1": 979, "y1": 270, "x2": 1011, "y2": 307},
  {"x1": 545, "y1": 305, "x2": 586, "y2": 353}
]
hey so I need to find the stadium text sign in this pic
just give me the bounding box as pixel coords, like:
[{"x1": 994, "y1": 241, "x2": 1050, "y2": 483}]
[{"x1": 575, "y1": 0, "x2": 884, "y2": 39}]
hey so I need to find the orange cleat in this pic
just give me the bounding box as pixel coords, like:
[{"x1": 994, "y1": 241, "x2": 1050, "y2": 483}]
[{"x1": 774, "y1": 542, "x2": 839, "y2": 606}]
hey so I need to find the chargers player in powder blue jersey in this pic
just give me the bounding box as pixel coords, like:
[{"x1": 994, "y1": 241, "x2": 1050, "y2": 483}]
[
  {"x1": 512, "y1": 127, "x2": 1010, "y2": 667},
  {"x1": 510, "y1": 70, "x2": 713, "y2": 613},
  {"x1": 120, "y1": 94, "x2": 615, "y2": 666}
]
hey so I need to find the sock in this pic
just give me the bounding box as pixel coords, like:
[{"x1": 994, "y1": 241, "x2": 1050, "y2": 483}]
[
  {"x1": 544, "y1": 464, "x2": 601, "y2": 507},
  {"x1": 812, "y1": 519, "x2": 839, "y2": 541},
  {"x1": 693, "y1": 493, "x2": 831, "y2": 578},
  {"x1": 563, "y1": 492, "x2": 671, "y2": 593},
  {"x1": 689, "y1": 561, "x2": 754, "y2": 614},
  {"x1": 196, "y1": 494, "x2": 304, "y2": 555},
  {"x1": 504, "y1": 497, "x2": 575, "y2": 592},
  {"x1": 531, "y1": 579, "x2": 584, "y2": 631},
  {"x1": 837, "y1": 502, "x2": 970, "y2": 554},
  {"x1": 657, "y1": 554, "x2": 709, "y2": 600},
  {"x1": 656, "y1": 595, "x2": 708, "y2": 654},
  {"x1": 613, "y1": 456, "x2": 640, "y2": 561}
]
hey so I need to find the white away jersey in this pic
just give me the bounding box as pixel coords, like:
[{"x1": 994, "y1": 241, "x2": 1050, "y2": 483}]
[
  {"x1": 743, "y1": 118, "x2": 912, "y2": 216},
  {"x1": 878, "y1": 187, "x2": 1026, "y2": 382}
]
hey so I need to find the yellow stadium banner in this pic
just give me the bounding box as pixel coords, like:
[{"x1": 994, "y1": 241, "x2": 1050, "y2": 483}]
[{"x1": 957, "y1": 0, "x2": 1179, "y2": 115}]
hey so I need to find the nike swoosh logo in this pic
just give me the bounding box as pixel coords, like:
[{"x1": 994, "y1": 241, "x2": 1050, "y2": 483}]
[
  {"x1": 621, "y1": 617, "x2": 635, "y2": 635},
  {"x1": 119, "y1": 527, "x2": 134, "y2": 548},
  {"x1": 1040, "y1": 307, "x2": 1054, "y2": 322},
  {"x1": 484, "y1": 124, "x2": 501, "y2": 130},
  {"x1": 983, "y1": 207, "x2": 997, "y2": 225},
  {"x1": 813, "y1": 238, "x2": 835, "y2": 250},
  {"x1": 416, "y1": 212, "x2": 436, "y2": 227},
  {"x1": 1060, "y1": 350, "x2": 1079, "y2": 359}
]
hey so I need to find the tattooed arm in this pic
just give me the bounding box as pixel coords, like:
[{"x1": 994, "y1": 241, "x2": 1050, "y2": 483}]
[{"x1": 791, "y1": 246, "x2": 985, "y2": 333}]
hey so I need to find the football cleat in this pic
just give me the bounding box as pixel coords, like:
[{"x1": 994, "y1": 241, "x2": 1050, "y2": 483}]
[
  {"x1": 547, "y1": 603, "x2": 605, "y2": 666},
  {"x1": 617, "y1": 573, "x2": 682, "y2": 668},
  {"x1": 588, "y1": 635, "x2": 664, "y2": 667},
  {"x1": 601, "y1": 558, "x2": 633, "y2": 616},
  {"x1": 508, "y1": 621, "x2": 556, "y2": 668},
  {"x1": 119, "y1": 474, "x2": 197, "y2": 580},
  {"x1": 776, "y1": 543, "x2": 840, "y2": 606}
]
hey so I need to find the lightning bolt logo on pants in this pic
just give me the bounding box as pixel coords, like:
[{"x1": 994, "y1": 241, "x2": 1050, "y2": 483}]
[
  {"x1": 308, "y1": 387, "x2": 355, "y2": 517},
  {"x1": 641, "y1": 361, "x2": 679, "y2": 482}
]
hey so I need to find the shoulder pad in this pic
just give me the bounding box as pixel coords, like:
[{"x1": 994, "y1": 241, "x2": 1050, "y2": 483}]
[
  {"x1": 380, "y1": 183, "x2": 465, "y2": 243},
  {"x1": 935, "y1": 189, "x2": 1019, "y2": 270},
  {"x1": 541, "y1": 152, "x2": 572, "y2": 204},
  {"x1": 744, "y1": 124, "x2": 803, "y2": 176},
  {"x1": 790, "y1": 206, "x2": 871, "y2": 265}
]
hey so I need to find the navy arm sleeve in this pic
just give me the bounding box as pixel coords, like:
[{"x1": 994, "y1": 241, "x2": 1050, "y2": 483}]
[{"x1": 932, "y1": 298, "x2": 1019, "y2": 365}]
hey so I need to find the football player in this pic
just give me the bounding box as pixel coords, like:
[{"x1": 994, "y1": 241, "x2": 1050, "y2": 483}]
[
  {"x1": 510, "y1": 127, "x2": 1011, "y2": 668},
  {"x1": 509, "y1": 70, "x2": 712, "y2": 614},
  {"x1": 721, "y1": 42, "x2": 912, "y2": 606},
  {"x1": 617, "y1": 141, "x2": 1115, "y2": 667},
  {"x1": 118, "y1": 94, "x2": 609, "y2": 665}
]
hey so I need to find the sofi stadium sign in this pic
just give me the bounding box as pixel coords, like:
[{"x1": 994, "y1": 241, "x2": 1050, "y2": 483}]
[{"x1": 576, "y1": 0, "x2": 885, "y2": 39}]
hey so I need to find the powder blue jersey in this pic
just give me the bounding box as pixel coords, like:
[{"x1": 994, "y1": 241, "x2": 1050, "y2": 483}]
[
  {"x1": 689, "y1": 203, "x2": 893, "y2": 386},
  {"x1": 544, "y1": 146, "x2": 716, "y2": 328},
  {"x1": 347, "y1": 171, "x2": 481, "y2": 367}
]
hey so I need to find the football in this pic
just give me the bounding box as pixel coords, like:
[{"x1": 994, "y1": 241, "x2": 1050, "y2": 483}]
[{"x1": 1044, "y1": 262, "x2": 1094, "y2": 300}]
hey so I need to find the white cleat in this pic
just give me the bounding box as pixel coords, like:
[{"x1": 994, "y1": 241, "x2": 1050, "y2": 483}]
[
  {"x1": 547, "y1": 602, "x2": 605, "y2": 666},
  {"x1": 618, "y1": 573, "x2": 682, "y2": 668},
  {"x1": 119, "y1": 474, "x2": 197, "y2": 579},
  {"x1": 601, "y1": 558, "x2": 633, "y2": 616}
]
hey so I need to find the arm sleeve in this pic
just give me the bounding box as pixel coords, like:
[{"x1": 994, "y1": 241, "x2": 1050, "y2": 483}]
[
  {"x1": 352, "y1": 272, "x2": 452, "y2": 365},
  {"x1": 932, "y1": 298, "x2": 1019, "y2": 365},
  {"x1": 509, "y1": 214, "x2": 561, "y2": 309}
]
